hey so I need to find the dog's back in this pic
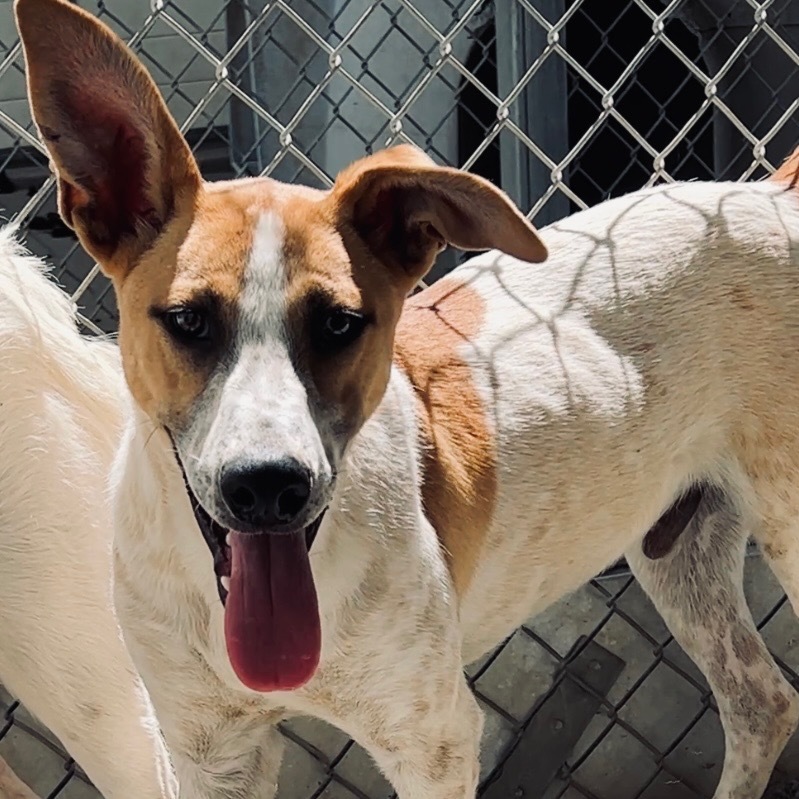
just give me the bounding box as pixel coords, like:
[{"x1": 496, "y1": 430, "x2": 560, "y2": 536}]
[{"x1": 0, "y1": 232, "x2": 174, "y2": 798}]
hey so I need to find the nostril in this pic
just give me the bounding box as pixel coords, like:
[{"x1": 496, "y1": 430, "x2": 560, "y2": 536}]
[
  {"x1": 275, "y1": 483, "x2": 310, "y2": 522},
  {"x1": 228, "y1": 485, "x2": 257, "y2": 513}
]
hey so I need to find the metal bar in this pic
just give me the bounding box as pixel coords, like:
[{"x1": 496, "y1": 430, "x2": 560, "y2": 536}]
[{"x1": 494, "y1": 0, "x2": 569, "y2": 223}]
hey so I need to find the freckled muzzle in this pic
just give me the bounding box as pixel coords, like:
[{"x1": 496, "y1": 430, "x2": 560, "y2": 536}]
[{"x1": 167, "y1": 432, "x2": 326, "y2": 693}]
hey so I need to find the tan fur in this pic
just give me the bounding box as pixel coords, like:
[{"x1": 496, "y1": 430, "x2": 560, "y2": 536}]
[
  {"x1": 770, "y1": 145, "x2": 799, "y2": 188},
  {"x1": 15, "y1": 0, "x2": 200, "y2": 271},
  {"x1": 331, "y1": 144, "x2": 547, "y2": 275},
  {"x1": 278, "y1": 189, "x2": 406, "y2": 437},
  {"x1": 394, "y1": 279, "x2": 495, "y2": 596},
  {"x1": 117, "y1": 185, "x2": 261, "y2": 423}
]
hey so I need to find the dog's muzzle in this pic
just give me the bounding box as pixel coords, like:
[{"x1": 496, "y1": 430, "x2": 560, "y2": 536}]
[{"x1": 166, "y1": 432, "x2": 325, "y2": 605}]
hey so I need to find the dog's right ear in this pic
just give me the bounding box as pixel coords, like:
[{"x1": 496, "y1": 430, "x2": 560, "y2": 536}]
[{"x1": 15, "y1": 0, "x2": 201, "y2": 278}]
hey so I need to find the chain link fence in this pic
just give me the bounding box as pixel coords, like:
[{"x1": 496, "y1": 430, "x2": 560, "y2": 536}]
[{"x1": 0, "y1": 0, "x2": 798, "y2": 797}]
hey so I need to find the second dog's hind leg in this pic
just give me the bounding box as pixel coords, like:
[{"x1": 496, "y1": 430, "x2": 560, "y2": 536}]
[{"x1": 627, "y1": 483, "x2": 799, "y2": 799}]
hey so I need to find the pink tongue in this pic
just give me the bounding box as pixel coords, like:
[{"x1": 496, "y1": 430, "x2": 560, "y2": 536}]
[{"x1": 224, "y1": 531, "x2": 321, "y2": 692}]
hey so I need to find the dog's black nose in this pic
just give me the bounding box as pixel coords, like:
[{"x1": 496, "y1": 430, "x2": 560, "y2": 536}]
[{"x1": 220, "y1": 458, "x2": 312, "y2": 530}]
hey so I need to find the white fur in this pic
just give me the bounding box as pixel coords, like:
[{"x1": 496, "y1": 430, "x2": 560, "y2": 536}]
[{"x1": 0, "y1": 231, "x2": 176, "y2": 799}]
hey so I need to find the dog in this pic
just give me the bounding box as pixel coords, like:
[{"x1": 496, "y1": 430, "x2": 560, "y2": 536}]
[
  {"x1": 12, "y1": 0, "x2": 799, "y2": 796},
  {"x1": 0, "y1": 231, "x2": 176, "y2": 798}
]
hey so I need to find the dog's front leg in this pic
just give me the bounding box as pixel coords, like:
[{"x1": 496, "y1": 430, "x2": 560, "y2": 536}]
[
  {"x1": 361, "y1": 675, "x2": 484, "y2": 799},
  {"x1": 113, "y1": 577, "x2": 283, "y2": 798},
  {"x1": 171, "y1": 719, "x2": 284, "y2": 799},
  {"x1": 124, "y1": 630, "x2": 283, "y2": 799}
]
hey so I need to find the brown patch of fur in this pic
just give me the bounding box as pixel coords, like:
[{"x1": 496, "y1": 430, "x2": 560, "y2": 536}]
[
  {"x1": 282, "y1": 193, "x2": 410, "y2": 439},
  {"x1": 331, "y1": 145, "x2": 546, "y2": 272},
  {"x1": 762, "y1": 542, "x2": 786, "y2": 561},
  {"x1": 732, "y1": 627, "x2": 759, "y2": 668},
  {"x1": 773, "y1": 691, "x2": 791, "y2": 717},
  {"x1": 413, "y1": 698, "x2": 431, "y2": 716},
  {"x1": 116, "y1": 184, "x2": 263, "y2": 424},
  {"x1": 394, "y1": 277, "x2": 495, "y2": 597},
  {"x1": 713, "y1": 639, "x2": 729, "y2": 673},
  {"x1": 17, "y1": 0, "x2": 201, "y2": 269},
  {"x1": 744, "y1": 675, "x2": 768, "y2": 709},
  {"x1": 77, "y1": 701, "x2": 103, "y2": 723},
  {"x1": 729, "y1": 285, "x2": 756, "y2": 312},
  {"x1": 429, "y1": 742, "x2": 454, "y2": 781}
]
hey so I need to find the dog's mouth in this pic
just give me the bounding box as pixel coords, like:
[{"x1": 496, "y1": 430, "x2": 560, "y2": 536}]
[
  {"x1": 181, "y1": 485, "x2": 324, "y2": 608},
  {"x1": 168, "y1": 437, "x2": 325, "y2": 693}
]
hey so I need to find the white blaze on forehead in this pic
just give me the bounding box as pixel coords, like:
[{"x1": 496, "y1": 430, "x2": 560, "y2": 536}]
[
  {"x1": 237, "y1": 210, "x2": 288, "y2": 345},
  {"x1": 218, "y1": 208, "x2": 312, "y2": 452}
]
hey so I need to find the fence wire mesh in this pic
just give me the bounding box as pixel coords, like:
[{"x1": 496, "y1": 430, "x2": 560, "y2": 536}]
[{"x1": 0, "y1": 1, "x2": 798, "y2": 798}]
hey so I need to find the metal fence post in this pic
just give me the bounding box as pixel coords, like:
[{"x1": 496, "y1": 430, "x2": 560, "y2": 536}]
[{"x1": 494, "y1": 0, "x2": 569, "y2": 224}]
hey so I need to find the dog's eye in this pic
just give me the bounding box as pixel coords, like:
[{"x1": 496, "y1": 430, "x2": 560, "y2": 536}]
[
  {"x1": 313, "y1": 308, "x2": 367, "y2": 353},
  {"x1": 163, "y1": 307, "x2": 211, "y2": 344}
]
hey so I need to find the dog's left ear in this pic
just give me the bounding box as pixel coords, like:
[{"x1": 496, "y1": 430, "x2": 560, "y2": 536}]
[{"x1": 331, "y1": 145, "x2": 547, "y2": 285}]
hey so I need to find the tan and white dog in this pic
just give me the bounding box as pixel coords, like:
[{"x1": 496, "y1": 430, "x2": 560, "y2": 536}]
[{"x1": 10, "y1": 0, "x2": 799, "y2": 797}]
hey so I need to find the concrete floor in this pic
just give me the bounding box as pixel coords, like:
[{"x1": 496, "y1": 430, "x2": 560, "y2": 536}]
[{"x1": 2, "y1": 552, "x2": 797, "y2": 799}]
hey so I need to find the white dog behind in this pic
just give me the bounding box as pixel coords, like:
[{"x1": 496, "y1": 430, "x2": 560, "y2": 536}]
[{"x1": 0, "y1": 229, "x2": 175, "y2": 799}]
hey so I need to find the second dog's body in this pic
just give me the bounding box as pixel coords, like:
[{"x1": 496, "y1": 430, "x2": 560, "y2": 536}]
[{"x1": 0, "y1": 232, "x2": 174, "y2": 799}]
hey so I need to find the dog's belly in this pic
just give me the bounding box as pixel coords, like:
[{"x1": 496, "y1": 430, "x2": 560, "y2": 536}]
[{"x1": 458, "y1": 468, "x2": 686, "y2": 662}]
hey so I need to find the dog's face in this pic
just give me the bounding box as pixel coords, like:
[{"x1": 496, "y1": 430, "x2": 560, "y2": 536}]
[
  {"x1": 16, "y1": 0, "x2": 545, "y2": 691},
  {"x1": 116, "y1": 176, "x2": 415, "y2": 539}
]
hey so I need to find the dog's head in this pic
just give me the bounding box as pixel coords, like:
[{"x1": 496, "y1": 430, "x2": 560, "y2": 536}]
[{"x1": 16, "y1": 0, "x2": 546, "y2": 691}]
